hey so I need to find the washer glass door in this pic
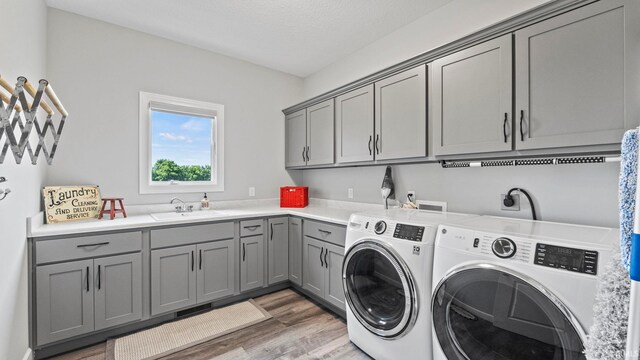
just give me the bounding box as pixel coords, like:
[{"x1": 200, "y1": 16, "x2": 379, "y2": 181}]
[
  {"x1": 343, "y1": 241, "x2": 417, "y2": 338},
  {"x1": 432, "y1": 266, "x2": 586, "y2": 360}
]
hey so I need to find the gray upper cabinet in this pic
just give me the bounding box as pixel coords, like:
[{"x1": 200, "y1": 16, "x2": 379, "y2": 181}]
[
  {"x1": 240, "y1": 235, "x2": 265, "y2": 292},
  {"x1": 94, "y1": 253, "x2": 142, "y2": 331},
  {"x1": 432, "y1": 35, "x2": 513, "y2": 156},
  {"x1": 323, "y1": 243, "x2": 345, "y2": 311},
  {"x1": 336, "y1": 85, "x2": 375, "y2": 163},
  {"x1": 288, "y1": 217, "x2": 303, "y2": 286},
  {"x1": 196, "y1": 239, "x2": 235, "y2": 303},
  {"x1": 285, "y1": 109, "x2": 307, "y2": 167},
  {"x1": 515, "y1": 0, "x2": 630, "y2": 150},
  {"x1": 306, "y1": 100, "x2": 335, "y2": 166},
  {"x1": 374, "y1": 66, "x2": 427, "y2": 160},
  {"x1": 267, "y1": 217, "x2": 289, "y2": 285},
  {"x1": 151, "y1": 245, "x2": 197, "y2": 316},
  {"x1": 36, "y1": 260, "x2": 94, "y2": 345}
]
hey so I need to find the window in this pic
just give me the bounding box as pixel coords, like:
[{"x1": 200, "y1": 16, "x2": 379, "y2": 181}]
[{"x1": 139, "y1": 92, "x2": 224, "y2": 194}]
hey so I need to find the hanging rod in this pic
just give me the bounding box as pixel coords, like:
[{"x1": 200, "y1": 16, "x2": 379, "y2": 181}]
[{"x1": 440, "y1": 155, "x2": 621, "y2": 168}]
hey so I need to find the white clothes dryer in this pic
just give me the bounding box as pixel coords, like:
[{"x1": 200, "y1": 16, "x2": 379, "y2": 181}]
[
  {"x1": 431, "y1": 216, "x2": 617, "y2": 360},
  {"x1": 343, "y1": 208, "x2": 477, "y2": 360}
]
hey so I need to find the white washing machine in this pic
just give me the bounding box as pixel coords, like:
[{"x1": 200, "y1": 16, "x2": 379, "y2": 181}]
[
  {"x1": 343, "y1": 208, "x2": 478, "y2": 360},
  {"x1": 431, "y1": 216, "x2": 617, "y2": 360}
]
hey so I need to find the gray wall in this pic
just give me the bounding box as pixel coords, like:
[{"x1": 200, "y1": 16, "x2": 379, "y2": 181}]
[
  {"x1": 301, "y1": 0, "x2": 622, "y2": 228},
  {"x1": 303, "y1": 162, "x2": 620, "y2": 227},
  {"x1": 0, "y1": 1, "x2": 48, "y2": 359},
  {"x1": 46, "y1": 9, "x2": 304, "y2": 205}
]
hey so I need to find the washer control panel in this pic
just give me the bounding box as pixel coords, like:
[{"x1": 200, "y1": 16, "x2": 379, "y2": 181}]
[
  {"x1": 534, "y1": 243, "x2": 598, "y2": 275},
  {"x1": 393, "y1": 223, "x2": 425, "y2": 242},
  {"x1": 491, "y1": 237, "x2": 516, "y2": 259}
]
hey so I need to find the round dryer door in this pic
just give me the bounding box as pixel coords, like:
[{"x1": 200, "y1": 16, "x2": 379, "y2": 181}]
[
  {"x1": 343, "y1": 241, "x2": 418, "y2": 338},
  {"x1": 432, "y1": 265, "x2": 586, "y2": 360}
]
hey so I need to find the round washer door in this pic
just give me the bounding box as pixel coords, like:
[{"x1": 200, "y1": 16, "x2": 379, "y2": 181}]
[
  {"x1": 343, "y1": 240, "x2": 418, "y2": 338},
  {"x1": 432, "y1": 265, "x2": 586, "y2": 360}
]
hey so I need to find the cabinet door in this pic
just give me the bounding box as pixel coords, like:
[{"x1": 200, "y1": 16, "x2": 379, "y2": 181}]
[
  {"x1": 515, "y1": 0, "x2": 628, "y2": 150},
  {"x1": 197, "y1": 239, "x2": 235, "y2": 303},
  {"x1": 94, "y1": 253, "x2": 142, "y2": 331},
  {"x1": 302, "y1": 236, "x2": 325, "y2": 298},
  {"x1": 324, "y1": 243, "x2": 346, "y2": 311},
  {"x1": 285, "y1": 109, "x2": 307, "y2": 167},
  {"x1": 288, "y1": 217, "x2": 303, "y2": 286},
  {"x1": 268, "y1": 217, "x2": 289, "y2": 285},
  {"x1": 240, "y1": 235, "x2": 265, "y2": 292},
  {"x1": 36, "y1": 259, "x2": 94, "y2": 345},
  {"x1": 432, "y1": 35, "x2": 513, "y2": 156},
  {"x1": 375, "y1": 66, "x2": 427, "y2": 160},
  {"x1": 151, "y1": 245, "x2": 197, "y2": 315},
  {"x1": 306, "y1": 99, "x2": 335, "y2": 166},
  {"x1": 335, "y1": 85, "x2": 374, "y2": 163}
]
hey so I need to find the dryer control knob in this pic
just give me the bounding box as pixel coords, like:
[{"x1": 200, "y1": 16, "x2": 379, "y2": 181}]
[
  {"x1": 374, "y1": 221, "x2": 387, "y2": 235},
  {"x1": 492, "y1": 237, "x2": 516, "y2": 259}
]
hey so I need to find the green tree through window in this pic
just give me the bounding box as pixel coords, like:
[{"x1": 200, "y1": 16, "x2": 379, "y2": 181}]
[{"x1": 152, "y1": 159, "x2": 211, "y2": 182}]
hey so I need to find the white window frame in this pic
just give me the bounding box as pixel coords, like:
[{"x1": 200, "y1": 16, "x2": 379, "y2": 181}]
[{"x1": 139, "y1": 91, "x2": 224, "y2": 194}]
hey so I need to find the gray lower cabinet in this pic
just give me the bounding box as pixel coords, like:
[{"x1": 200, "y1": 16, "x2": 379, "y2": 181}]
[
  {"x1": 432, "y1": 34, "x2": 513, "y2": 156},
  {"x1": 151, "y1": 245, "x2": 197, "y2": 316},
  {"x1": 288, "y1": 217, "x2": 303, "y2": 286},
  {"x1": 267, "y1": 217, "x2": 289, "y2": 285},
  {"x1": 515, "y1": 0, "x2": 631, "y2": 150},
  {"x1": 240, "y1": 235, "x2": 265, "y2": 292},
  {"x1": 374, "y1": 65, "x2": 427, "y2": 160},
  {"x1": 197, "y1": 239, "x2": 235, "y2": 303},
  {"x1": 303, "y1": 237, "x2": 325, "y2": 298},
  {"x1": 285, "y1": 109, "x2": 307, "y2": 167},
  {"x1": 36, "y1": 259, "x2": 94, "y2": 345},
  {"x1": 303, "y1": 236, "x2": 346, "y2": 311},
  {"x1": 94, "y1": 253, "x2": 142, "y2": 331},
  {"x1": 323, "y1": 243, "x2": 346, "y2": 310},
  {"x1": 335, "y1": 85, "x2": 375, "y2": 163}
]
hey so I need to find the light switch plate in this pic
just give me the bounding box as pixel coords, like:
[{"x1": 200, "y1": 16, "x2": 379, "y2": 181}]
[
  {"x1": 348, "y1": 188, "x2": 353, "y2": 199},
  {"x1": 249, "y1": 187, "x2": 255, "y2": 197}
]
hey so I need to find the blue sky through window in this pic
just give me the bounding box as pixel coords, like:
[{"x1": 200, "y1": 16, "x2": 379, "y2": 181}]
[{"x1": 151, "y1": 110, "x2": 213, "y2": 167}]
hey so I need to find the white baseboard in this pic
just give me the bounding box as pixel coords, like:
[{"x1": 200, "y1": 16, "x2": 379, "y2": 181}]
[{"x1": 22, "y1": 348, "x2": 33, "y2": 360}]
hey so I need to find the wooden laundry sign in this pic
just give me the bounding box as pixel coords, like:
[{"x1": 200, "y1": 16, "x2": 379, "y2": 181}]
[{"x1": 42, "y1": 185, "x2": 102, "y2": 224}]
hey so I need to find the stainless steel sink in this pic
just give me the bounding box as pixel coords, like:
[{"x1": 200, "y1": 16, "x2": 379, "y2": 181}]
[{"x1": 150, "y1": 210, "x2": 226, "y2": 221}]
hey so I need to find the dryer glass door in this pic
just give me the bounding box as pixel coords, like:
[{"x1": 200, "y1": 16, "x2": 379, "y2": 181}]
[
  {"x1": 343, "y1": 241, "x2": 418, "y2": 338},
  {"x1": 432, "y1": 266, "x2": 585, "y2": 360}
]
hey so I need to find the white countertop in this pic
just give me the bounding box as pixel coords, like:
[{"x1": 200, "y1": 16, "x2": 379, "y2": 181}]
[{"x1": 28, "y1": 199, "x2": 382, "y2": 238}]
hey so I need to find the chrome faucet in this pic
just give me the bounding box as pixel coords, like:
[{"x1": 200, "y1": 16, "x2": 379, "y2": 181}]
[{"x1": 170, "y1": 197, "x2": 193, "y2": 213}]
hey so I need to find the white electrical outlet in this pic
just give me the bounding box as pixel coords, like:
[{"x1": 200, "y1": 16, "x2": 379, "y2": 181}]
[
  {"x1": 348, "y1": 188, "x2": 354, "y2": 199},
  {"x1": 407, "y1": 190, "x2": 416, "y2": 201},
  {"x1": 249, "y1": 187, "x2": 255, "y2": 197}
]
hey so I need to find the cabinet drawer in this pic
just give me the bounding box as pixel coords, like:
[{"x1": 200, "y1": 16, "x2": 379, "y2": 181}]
[
  {"x1": 151, "y1": 222, "x2": 234, "y2": 249},
  {"x1": 240, "y1": 219, "x2": 263, "y2": 237},
  {"x1": 36, "y1": 232, "x2": 142, "y2": 264},
  {"x1": 303, "y1": 220, "x2": 346, "y2": 247}
]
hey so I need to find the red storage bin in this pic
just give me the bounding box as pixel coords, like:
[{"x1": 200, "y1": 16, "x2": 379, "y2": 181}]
[{"x1": 280, "y1": 186, "x2": 308, "y2": 208}]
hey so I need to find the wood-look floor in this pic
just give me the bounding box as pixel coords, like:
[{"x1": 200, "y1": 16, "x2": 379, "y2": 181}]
[{"x1": 49, "y1": 289, "x2": 370, "y2": 360}]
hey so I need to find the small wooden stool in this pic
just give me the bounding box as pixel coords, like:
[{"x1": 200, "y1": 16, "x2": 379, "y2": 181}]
[{"x1": 99, "y1": 197, "x2": 127, "y2": 220}]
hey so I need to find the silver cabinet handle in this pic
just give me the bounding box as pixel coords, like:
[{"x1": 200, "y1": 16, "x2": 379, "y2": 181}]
[
  {"x1": 503, "y1": 112, "x2": 508, "y2": 143},
  {"x1": 318, "y1": 229, "x2": 332, "y2": 235},
  {"x1": 320, "y1": 247, "x2": 324, "y2": 267},
  {"x1": 243, "y1": 225, "x2": 260, "y2": 230},
  {"x1": 306, "y1": 146, "x2": 310, "y2": 162},
  {"x1": 324, "y1": 249, "x2": 328, "y2": 268},
  {"x1": 302, "y1": 147, "x2": 306, "y2": 162},
  {"x1": 375, "y1": 134, "x2": 380, "y2": 154},
  {"x1": 368, "y1": 136, "x2": 372, "y2": 155}
]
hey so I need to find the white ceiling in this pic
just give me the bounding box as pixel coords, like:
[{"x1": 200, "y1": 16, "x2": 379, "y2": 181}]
[{"x1": 45, "y1": 0, "x2": 452, "y2": 77}]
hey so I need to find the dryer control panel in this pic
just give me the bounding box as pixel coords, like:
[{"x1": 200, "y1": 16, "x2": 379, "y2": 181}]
[{"x1": 534, "y1": 243, "x2": 599, "y2": 275}]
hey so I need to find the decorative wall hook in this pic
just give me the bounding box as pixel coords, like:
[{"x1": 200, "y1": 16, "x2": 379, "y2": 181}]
[{"x1": 0, "y1": 75, "x2": 68, "y2": 165}]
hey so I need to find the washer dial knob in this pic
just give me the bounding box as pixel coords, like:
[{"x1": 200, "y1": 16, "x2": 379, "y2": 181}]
[
  {"x1": 374, "y1": 221, "x2": 387, "y2": 235},
  {"x1": 492, "y1": 237, "x2": 516, "y2": 259}
]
